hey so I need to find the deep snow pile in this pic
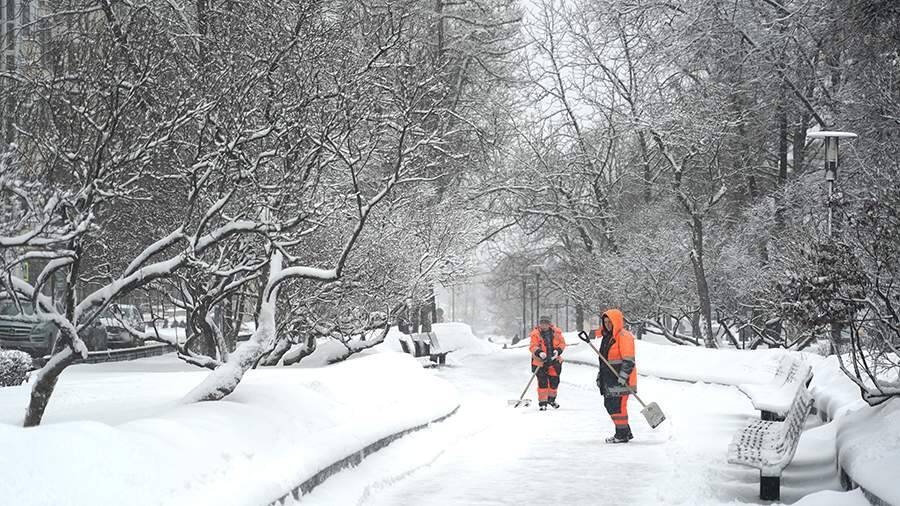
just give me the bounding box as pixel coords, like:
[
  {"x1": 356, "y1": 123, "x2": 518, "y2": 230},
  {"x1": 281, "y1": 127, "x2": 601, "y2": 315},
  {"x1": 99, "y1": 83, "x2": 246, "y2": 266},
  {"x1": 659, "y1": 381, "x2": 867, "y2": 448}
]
[
  {"x1": 0, "y1": 353, "x2": 458, "y2": 506},
  {"x1": 836, "y1": 398, "x2": 900, "y2": 505},
  {"x1": 791, "y1": 488, "x2": 872, "y2": 506},
  {"x1": 809, "y1": 355, "x2": 868, "y2": 421}
]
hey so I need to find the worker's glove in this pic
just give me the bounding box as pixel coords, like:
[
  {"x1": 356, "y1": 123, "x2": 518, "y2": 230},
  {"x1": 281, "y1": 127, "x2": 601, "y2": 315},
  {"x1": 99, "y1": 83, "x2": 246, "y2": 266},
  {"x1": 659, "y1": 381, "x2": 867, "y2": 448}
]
[
  {"x1": 578, "y1": 331, "x2": 591, "y2": 343},
  {"x1": 536, "y1": 351, "x2": 547, "y2": 361},
  {"x1": 551, "y1": 348, "x2": 561, "y2": 360},
  {"x1": 617, "y1": 370, "x2": 629, "y2": 386}
]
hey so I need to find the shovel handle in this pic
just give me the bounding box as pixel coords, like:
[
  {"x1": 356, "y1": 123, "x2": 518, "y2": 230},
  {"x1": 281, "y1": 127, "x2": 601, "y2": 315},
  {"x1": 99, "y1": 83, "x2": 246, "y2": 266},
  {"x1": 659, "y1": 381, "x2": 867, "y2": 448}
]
[
  {"x1": 515, "y1": 367, "x2": 540, "y2": 406},
  {"x1": 578, "y1": 331, "x2": 648, "y2": 409}
]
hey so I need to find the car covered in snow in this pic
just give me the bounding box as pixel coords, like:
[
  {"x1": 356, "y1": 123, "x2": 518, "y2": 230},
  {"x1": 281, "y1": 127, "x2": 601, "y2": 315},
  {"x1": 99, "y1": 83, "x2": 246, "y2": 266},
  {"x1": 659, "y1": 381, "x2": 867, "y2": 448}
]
[
  {"x1": 98, "y1": 304, "x2": 146, "y2": 348},
  {"x1": 0, "y1": 300, "x2": 109, "y2": 356}
]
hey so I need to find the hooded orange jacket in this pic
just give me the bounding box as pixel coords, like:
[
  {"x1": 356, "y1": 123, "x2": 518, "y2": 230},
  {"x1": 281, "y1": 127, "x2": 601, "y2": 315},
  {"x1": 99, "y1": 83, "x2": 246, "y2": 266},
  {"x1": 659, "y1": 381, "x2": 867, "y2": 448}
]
[
  {"x1": 529, "y1": 325, "x2": 566, "y2": 367},
  {"x1": 594, "y1": 309, "x2": 637, "y2": 389}
]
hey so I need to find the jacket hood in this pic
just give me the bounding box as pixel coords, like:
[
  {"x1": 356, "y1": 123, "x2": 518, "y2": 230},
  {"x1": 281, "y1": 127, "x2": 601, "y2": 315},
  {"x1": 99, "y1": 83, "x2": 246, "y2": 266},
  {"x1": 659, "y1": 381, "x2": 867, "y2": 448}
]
[{"x1": 602, "y1": 309, "x2": 625, "y2": 337}]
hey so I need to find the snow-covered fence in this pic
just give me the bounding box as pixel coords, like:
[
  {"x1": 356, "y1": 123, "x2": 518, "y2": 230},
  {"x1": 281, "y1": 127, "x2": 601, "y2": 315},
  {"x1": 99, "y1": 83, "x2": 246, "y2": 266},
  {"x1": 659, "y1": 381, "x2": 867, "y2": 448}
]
[{"x1": 267, "y1": 405, "x2": 460, "y2": 505}]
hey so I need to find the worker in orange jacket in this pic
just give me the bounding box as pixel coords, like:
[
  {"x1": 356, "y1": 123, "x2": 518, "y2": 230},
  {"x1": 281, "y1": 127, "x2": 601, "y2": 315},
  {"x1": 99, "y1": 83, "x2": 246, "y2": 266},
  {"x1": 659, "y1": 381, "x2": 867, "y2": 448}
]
[
  {"x1": 529, "y1": 315, "x2": 566, "y2": 411},
  {"x1": 583, "y1": 309, "x2": 637, "y2": 443}
]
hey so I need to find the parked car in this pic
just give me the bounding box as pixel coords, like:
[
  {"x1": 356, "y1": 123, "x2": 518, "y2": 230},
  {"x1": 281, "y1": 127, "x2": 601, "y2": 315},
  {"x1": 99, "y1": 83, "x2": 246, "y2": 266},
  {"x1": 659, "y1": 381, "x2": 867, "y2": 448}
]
[
  {"x1": 0, "y1": 300, "x2": 108, "y2": 356},
  {"x1": 98, "y1": 304, "x2": 146, "y2": 348}
]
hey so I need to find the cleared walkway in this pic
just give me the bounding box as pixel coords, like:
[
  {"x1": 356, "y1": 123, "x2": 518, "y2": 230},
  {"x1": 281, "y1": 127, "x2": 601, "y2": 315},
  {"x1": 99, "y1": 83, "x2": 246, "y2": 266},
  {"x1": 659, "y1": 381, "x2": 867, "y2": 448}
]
[{"x1": 301, "y1": 345, "x2": 839, "y2": 505}]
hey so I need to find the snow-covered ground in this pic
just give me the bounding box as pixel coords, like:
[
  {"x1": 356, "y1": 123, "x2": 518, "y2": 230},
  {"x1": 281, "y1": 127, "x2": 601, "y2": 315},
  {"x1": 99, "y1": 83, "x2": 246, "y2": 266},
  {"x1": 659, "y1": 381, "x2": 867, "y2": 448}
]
[
  {"x1": 0, "y1": 353, "x2": 457, "y2": 505},
  {"x1": 1, "y1": 324, "x2": 894, "y2": 505}
]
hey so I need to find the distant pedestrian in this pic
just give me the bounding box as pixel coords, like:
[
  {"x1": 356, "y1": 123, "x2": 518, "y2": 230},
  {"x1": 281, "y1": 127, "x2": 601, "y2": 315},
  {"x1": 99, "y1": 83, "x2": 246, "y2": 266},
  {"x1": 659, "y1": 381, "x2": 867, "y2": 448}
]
[{"x1": 529, "y1": 315, "x2": 566, "y2": 411}]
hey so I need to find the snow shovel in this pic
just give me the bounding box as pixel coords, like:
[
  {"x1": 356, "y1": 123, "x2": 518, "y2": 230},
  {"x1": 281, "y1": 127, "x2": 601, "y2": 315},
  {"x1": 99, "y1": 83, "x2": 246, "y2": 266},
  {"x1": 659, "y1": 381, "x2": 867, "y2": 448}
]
[
  {"x1": 578, "y1": 331, "x2": 666, "y2": 428},
  {"x1": 508, "y1": 366, "x2": 540, "y2": 408}
]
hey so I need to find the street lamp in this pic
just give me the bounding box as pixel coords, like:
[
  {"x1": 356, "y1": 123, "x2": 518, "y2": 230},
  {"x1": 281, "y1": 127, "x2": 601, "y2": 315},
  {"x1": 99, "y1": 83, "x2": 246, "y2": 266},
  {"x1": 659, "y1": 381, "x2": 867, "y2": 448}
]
[
  {"x1": 807, "y1": 130, "x2": 857, "y2": 237},
  {"x1": 807, "y1": 130, "x2": 858, "y2": 355}
]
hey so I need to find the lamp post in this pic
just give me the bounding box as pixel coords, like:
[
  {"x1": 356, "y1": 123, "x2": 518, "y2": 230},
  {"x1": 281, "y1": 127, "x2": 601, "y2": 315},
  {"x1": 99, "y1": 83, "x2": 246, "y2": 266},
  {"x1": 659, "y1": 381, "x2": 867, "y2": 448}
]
[
  {"x1": 807, "y1": 130, "x2": 858, "y2": 354},
  {"x1": 521, "y1": 278, "x2": 527, "y2": 341},
  {"x1": 450, "y1": 285, "x2": 455, "y2": 322},
  {"x1": 807, "y1": 131, "x2": 857, "y2": 237},
  {"x1": 527, "y1": 263, "x2": 543, "y2": 324}
]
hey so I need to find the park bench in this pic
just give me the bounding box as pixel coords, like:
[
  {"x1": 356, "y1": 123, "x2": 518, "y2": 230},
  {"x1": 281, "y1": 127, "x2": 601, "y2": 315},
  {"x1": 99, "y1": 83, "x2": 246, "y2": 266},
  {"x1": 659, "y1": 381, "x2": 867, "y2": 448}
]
[
  {"x1": 727, "y1": 385, "x2": 815, "y2": 501},
  {"x1": 738, "y1": 355, "x2": 813, "y2": 420},
  {"x1": 398, "y1": 332, "x2": 449, "y2": 366}
]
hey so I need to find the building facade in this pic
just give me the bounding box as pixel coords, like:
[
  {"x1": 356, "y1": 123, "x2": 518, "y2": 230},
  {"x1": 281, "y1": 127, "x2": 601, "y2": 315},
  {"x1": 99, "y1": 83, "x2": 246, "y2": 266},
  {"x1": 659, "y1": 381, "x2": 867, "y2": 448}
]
[{"x1": 1, "y1": 0, "x2": 40, "y2": 147}]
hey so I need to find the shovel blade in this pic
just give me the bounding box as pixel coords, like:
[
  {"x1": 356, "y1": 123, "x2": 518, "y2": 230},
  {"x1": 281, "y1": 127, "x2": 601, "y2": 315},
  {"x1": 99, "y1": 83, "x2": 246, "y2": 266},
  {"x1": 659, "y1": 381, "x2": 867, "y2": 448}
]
[
  {"x1": 641, "y1": 402, "x2": 666, "y2": 428},
  {"x1": 508, "y1": 398, "x2": 532, "y2": 408}
]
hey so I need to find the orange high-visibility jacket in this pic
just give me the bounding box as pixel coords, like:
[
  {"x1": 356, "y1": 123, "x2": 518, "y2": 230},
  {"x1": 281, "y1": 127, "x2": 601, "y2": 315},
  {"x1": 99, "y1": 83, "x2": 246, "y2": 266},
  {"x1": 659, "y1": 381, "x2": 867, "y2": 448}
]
[
  {"x1": 594, "y1": 309, "x2": 637, "y2": 388},
  {"x1": 529, "y1": 325, "x2": 566, "y2": 366}
]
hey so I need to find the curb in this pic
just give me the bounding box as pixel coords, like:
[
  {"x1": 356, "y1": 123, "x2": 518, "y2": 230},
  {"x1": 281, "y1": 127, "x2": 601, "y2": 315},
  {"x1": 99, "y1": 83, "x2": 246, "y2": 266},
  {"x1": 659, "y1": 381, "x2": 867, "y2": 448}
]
[
  {"x1": 33, "y1": 343, "x2": 175, "y2": 368},
  {"x1": 268, "y1": 404, "x2": 461, "y2": 505}
]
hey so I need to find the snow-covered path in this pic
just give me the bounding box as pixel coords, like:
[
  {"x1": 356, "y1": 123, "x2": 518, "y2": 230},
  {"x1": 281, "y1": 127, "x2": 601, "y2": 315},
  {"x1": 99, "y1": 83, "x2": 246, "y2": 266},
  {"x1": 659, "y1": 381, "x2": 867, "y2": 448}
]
[{"x1": 301, "y1": 344, "x2": 838, "y2": 505}]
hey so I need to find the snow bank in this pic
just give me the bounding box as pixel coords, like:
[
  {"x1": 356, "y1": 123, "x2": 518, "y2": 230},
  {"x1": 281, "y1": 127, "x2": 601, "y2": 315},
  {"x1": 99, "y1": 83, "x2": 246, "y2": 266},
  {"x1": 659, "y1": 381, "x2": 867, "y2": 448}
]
[
  {"x1": 0, "y1": 353, "x2": 458, "y2": 506},
  {"x1": 561, "y1": 338, "x2": 820, "y2": 387},
  {"x1": 836, "y1": 398, "x2": 900, "y2": 506},
  {"x1": 809, "y1": 356, "x2": 867, "y2": 421},
  {"x1": 792, "y1": 488, "x2": 872, "y2": 506}
]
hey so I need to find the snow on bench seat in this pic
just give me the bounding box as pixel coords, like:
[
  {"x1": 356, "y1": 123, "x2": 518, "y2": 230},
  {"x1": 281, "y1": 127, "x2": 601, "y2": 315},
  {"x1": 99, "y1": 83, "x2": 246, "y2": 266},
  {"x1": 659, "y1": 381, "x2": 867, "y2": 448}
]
[
  {"x1": 727, "y1": 385, "x2": 814, "y2": 501},
  {"x1": 738, "y1": 355, "x2": 812, "y2": 420}
]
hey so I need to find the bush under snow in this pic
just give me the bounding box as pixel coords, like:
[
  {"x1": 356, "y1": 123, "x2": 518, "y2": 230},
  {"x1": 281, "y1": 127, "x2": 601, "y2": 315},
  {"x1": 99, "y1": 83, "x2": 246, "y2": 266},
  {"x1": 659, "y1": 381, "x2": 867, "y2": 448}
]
[{"x1": 0, "y1": 350, "x2": 33, "y2": 387}]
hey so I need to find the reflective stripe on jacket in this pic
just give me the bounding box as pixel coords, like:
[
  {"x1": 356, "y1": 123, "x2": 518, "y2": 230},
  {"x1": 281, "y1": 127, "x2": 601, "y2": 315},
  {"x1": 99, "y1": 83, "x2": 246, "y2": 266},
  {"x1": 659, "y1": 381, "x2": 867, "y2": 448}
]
[{"x1": 529, "y1": 325, "x2": 566, "y2": 367}]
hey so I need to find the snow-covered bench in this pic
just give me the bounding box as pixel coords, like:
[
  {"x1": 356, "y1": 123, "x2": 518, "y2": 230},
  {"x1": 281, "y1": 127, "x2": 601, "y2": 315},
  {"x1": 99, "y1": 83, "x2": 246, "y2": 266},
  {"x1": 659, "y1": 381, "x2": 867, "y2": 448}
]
[
  {"x1": 738, "y1": 355, "x2": 813, "y2": 421},
  {"x1": 398, "y1": 332, "x2": 449, "y2": 366},
  {"x1": 727, "y1": 385, "x2": 814, "y2": 501}
]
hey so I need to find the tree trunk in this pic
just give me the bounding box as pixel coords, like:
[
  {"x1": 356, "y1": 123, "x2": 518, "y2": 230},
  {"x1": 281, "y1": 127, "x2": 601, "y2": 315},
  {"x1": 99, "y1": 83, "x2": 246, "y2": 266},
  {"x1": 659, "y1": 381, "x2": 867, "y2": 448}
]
[
  {"x1": 688, "y1": 214, "x2": 717, "y2": 348},
  {"x1": 24, "y1": 350, "x2": 78, "y2": 426},
  {"x1": 182, "y1": 252, "x2": 284, "y2": 403},
  {"x1": 24, "y1": 242, "x2": 83, "y2": 426},
  {"x1": 575, "y1": 303, "x2": 584, "y2": 332},
  {"x1": 283, "y1": 333, "x2": 317, "y2": 366},
  {"x1": 778, "y1": 105, "x2": 788, "y2": 185},
  {"x1": 691, "y1": 310, "x2": 701, "y2": 341},
  {"x1": 792, "y1": 114, "x2": 809, "y2": 173},
  {"x1": 638, "y1": 131, "x2": 652, "y2": 204}
]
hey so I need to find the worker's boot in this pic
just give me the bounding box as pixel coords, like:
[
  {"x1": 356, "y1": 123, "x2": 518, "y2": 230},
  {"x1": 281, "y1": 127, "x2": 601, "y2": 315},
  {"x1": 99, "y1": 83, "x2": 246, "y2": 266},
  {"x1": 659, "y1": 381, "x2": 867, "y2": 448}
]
[{"x1": 605, "y1": 427, "x2": 630, "y2": 444}]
